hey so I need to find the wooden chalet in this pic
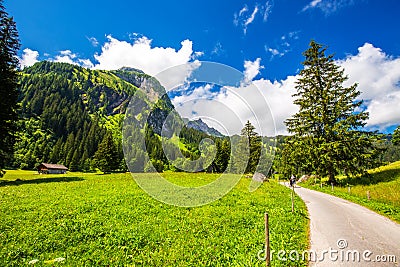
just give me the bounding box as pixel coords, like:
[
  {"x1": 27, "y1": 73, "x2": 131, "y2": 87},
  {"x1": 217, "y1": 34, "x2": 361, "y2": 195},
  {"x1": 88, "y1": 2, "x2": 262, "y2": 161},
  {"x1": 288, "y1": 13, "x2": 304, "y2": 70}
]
[{"x1": 37, "y1": 163, "x2": 68, "y2": 174}]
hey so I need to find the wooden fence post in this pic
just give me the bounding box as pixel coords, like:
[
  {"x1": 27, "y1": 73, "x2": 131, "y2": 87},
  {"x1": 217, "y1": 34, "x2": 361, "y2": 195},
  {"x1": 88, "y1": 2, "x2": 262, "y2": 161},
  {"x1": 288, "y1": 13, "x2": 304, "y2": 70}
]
[
  {"x1": 367, "y1": 190, "x2": 370, "y2": 200},
  {"x1": 291, "y1": 184, "x2": 295, "y2": 213},
  {"x1": 265, "y1": 213, "x2": 270, "y2": 267},
  {"x1": 331, "y1": 182, "x2": 334, "y2": 191}
]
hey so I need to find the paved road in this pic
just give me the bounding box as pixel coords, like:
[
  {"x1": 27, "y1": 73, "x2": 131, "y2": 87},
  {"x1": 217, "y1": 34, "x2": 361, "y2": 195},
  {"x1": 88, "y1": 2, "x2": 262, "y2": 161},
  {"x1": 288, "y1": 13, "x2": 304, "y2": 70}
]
[{"x1": 281, "y1": 182, "x2": 400, "y2": 266}]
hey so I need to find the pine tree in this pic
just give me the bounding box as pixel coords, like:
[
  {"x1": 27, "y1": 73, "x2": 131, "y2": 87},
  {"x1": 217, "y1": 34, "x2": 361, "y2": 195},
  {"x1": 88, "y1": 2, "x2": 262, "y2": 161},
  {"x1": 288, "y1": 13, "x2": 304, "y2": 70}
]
[
  {"x1": 238, "y1": 121, "x2": 262, "y2": 173},
  {"x1": 93, "y1": 132, "x2": 120, "y2": 173},
  {"x1": 393, "y1": 126, "x2": 400, "y2": 146},
  {"x1": 0, "y1": 1, "x2": 20, "y2": 176},
  {"x1": 284, "y1": 40, "x2": 379, "y2": 183},
  {"x1": 214, "y1": 139, "x2": 230, "y2": 172}
]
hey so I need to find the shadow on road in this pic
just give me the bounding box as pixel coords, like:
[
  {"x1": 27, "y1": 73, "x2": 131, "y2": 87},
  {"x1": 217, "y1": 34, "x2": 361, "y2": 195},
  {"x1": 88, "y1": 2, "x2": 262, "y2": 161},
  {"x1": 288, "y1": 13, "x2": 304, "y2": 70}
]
[{"x1": 0, "y1": 176, "x2": 84, "y2": 187}]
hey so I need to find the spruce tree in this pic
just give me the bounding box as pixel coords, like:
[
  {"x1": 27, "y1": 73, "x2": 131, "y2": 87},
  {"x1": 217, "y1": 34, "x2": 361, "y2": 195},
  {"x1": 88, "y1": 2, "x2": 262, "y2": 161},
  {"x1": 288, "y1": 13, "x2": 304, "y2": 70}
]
[
  {"x1": 393, "y1": 126, "x2": 400, "y2": 146},
  {"x1": 240, "y1": 121, "x2": 262, "y2": 173},
  {"x1": 93, "y1": 132, "x2": 120, "y2": 173},
  {"x1": 284, "y1": 40, "x2": 379, "y2": 183},
  {"x1": 0, "y1": 0, "x2": 20, "y2": 176}
]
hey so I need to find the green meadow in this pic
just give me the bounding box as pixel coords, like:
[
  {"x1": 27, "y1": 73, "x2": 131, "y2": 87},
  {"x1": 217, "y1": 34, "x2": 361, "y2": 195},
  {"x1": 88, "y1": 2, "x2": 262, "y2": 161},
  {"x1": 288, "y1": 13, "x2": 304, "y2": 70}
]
[{"x1": 0, "y1": 171, "x2": 308, "y2": 266}]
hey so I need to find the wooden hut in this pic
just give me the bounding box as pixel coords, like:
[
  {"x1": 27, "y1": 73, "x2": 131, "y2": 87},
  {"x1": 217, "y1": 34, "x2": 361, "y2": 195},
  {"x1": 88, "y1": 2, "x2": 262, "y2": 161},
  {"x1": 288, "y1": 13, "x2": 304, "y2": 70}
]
[{"x1": 37, "y1": 163, "x2": 68, "y2": 174}]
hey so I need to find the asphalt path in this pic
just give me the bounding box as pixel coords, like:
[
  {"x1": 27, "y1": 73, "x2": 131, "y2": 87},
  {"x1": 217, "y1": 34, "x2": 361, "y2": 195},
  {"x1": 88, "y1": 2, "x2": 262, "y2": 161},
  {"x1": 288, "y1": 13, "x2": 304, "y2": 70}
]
[{"x1": 281, "y1": 182, "x2": 400, "y2": 266}]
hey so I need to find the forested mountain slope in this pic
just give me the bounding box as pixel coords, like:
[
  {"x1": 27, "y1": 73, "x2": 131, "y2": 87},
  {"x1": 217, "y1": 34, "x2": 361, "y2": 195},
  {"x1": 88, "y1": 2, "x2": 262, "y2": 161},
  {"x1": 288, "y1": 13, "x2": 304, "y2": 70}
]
[
  {"x1": 11, "y1": 62, "x2": 171, "y2": 170},
  {"x1": 12, "y1": 61, "x2": 231, "y2": 173}
]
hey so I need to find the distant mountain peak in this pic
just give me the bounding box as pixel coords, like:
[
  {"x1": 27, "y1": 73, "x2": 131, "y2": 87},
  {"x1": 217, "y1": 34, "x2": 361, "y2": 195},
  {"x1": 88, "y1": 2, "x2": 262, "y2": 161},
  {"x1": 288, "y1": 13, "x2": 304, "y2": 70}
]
[
  {"x1": 187, "y1": 118, "x2": 224, "y2": 137},
  {"x1": 118, "y1": 67, "x2": 145, "y2": 74}
]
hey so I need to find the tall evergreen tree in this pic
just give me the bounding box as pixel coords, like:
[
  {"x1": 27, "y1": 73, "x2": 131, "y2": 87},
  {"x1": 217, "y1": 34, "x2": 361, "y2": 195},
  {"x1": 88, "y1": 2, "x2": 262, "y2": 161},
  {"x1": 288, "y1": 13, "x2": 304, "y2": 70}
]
[
  {"x1": 284, "y1": 40, "x2": 379, "y2": 183},
  {"x1": 214, "y1": 139, "x2": 230, "y2": 172},
  {"x1": 0, "y1": 0, "x2": 20, "y2": 177},
  {"x1": 93, "y1": 132, "x2": 120, "y2": 173},
  {"x1": 393, "y1": 126, "x2": 400, "y2": 146},
  {"x1": 240, "y1": 121, "x2": 262, "y2": 173}
]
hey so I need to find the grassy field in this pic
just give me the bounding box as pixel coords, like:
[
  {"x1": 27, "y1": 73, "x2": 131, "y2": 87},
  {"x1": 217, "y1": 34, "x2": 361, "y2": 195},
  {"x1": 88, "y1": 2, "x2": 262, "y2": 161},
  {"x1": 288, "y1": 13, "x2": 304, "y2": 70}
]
[
  {"x1": 0, "y1": 171, "x2": 308, "y2": 266},
  {"x1": 301, "y1": 161, "x2": 400, "y2": 223}
]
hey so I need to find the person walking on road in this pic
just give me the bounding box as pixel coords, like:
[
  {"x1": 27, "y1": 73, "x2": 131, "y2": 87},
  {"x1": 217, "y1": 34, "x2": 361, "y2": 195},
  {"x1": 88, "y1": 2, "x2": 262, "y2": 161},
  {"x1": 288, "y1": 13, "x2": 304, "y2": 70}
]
[{"x1": 290, "y1": 175, "x2": 296, "y2": 187}]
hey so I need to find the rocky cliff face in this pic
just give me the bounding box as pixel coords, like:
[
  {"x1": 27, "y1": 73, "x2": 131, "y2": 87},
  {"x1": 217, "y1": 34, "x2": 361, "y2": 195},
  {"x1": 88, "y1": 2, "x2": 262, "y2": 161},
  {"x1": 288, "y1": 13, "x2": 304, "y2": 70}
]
[{"x1": 187, "y1": 119, "x2": 224, "y2": 137}]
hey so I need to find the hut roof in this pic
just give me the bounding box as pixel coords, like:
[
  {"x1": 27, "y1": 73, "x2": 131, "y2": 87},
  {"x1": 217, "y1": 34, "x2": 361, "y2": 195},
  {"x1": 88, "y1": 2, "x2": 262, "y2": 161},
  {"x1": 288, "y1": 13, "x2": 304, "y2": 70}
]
[{"x1": 37, "y1": 163, "x2": 68, "y2": 170}]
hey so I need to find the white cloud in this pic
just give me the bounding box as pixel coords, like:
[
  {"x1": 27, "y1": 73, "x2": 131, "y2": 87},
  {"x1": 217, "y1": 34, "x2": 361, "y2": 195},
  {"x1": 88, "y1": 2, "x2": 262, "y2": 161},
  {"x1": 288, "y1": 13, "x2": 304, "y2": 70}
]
[
  {"x1": 234, "y1": 1, "x2": 273, "y2": 34},
  {"x1": 54, "y1": 50, "x2": 77, "y2": 64},
  {"x1": 19, "y1": 48, "x2": 39, "y2": 68},
  {"x1": 302, "y1": 0, "x2": 322, "y2": 11},
  {"x1": 47, "y1": 50, "x2": 94, "y2": 69},
  {"x1": 239, "y1": 5, "x2": 248, "y2": 17},
  {"x1": 171, "y1": 76, "x2": 298, "y2": 136},
  {"x1": 211, "y1": 42, "x2": 224, "y2": 56},
  {"x1": 155, "y1": 60, "x2": 201, "y2": 91},
  {"x1": 170, "y1": 60, "x2": 297, "y2": 136},
  {"x1": 193, "y1": 51, "x2": 204, "y2": 58},
  {"x1": 302, "y1": 0, "x2": 355, "y2": 15},
  {"x1": 93, "y1": 35, "x2": 201, "y2": 89},
  {"x1": 87, "y1": 37, "x2": 99, "y2": 47},
  {"x1": 265, "y1": 31, "x2": 300, "y2": 59},
  {"x1": 263, "y1": 1, "x2": 273, "y2": 22},
  {"x1": 243, "y1": 58, "x2": 264, "y2": 83},
  {"x1": 78, "y1": 58, "x2": 94, "y2": 69},
  {"x1": 243, "y1": 6, "x2": 259, "y2": 34},
  {"x1": 94, "y1": 36, "x2": 196, "y2": 76},
  {"x1": 266, "y1": 47, "x2": 284, "y2": 58},
  {"x1": 338, "y1": 43, "x2": 400, "y2": 130}
]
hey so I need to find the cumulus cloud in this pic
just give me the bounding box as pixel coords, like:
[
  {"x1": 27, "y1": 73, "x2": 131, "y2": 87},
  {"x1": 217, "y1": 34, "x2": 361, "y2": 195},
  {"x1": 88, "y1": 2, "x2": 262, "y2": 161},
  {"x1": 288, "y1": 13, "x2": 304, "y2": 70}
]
[
  {"x1": 19, "y1": 48, "x2": 39, "y2": 68},
  {"x1": 78, "y1": 58, "x2": 94, "y2": 69},
  {"x1": 338, "y1": 43, "x2": 400, "y2": 130},
  {"x1": 93, "y1": 35, "x2": 200, "y2": 89},
  {"x1": 243, "y1": 58, "x2": 264, "y2": 83},
  {"x1": 170, "y1": 58, "x2": 297, "y2": 136},
  {"x1": 54, "y1": 50, "x2": 77, "y2": 64},
  {"x1": 171, "y1": 77, "x2": 298, "y2": 136},
  {"x1": 48, "y1": 50, "x2": 95, "y2": 68},
  {"x1": 94, "y1": 36, "x2": 196, "y2": 76},
  {"x1": 302, "y1": 0, "x2": 355, "y2": 16}
]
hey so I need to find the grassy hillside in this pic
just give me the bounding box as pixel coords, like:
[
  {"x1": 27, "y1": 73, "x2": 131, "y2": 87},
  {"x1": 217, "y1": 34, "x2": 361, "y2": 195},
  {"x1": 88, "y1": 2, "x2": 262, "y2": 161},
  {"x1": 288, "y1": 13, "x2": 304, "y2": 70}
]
[
  {"x1": 301, "y1": 161, "x2": 400, "y2": 223},
  {"x1": 0, "y1": 171, "x2": 308, "y2": 266}
]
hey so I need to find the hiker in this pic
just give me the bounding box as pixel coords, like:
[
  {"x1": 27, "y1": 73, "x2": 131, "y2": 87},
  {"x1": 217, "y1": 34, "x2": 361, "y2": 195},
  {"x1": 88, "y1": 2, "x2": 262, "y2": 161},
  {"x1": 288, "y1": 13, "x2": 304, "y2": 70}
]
[{"x1": 290, "y1": 175, "x2": 296, "y2": 187}]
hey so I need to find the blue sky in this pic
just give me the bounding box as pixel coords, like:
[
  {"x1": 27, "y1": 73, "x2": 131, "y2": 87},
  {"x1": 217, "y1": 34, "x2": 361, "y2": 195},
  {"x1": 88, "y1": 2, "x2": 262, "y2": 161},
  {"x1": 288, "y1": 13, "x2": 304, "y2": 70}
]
[{"x1": 6, "y1": 0, "x2": 400, "y2": 134}]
